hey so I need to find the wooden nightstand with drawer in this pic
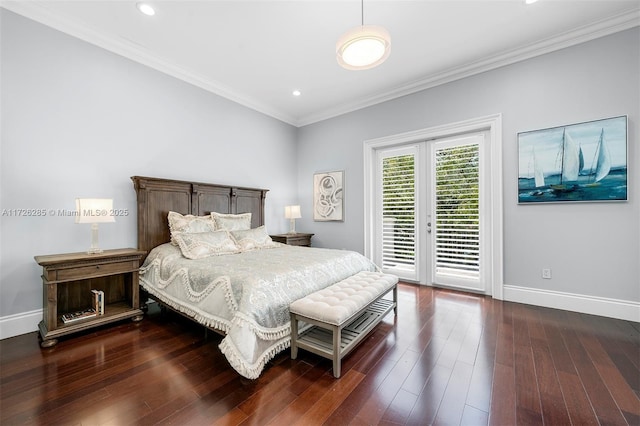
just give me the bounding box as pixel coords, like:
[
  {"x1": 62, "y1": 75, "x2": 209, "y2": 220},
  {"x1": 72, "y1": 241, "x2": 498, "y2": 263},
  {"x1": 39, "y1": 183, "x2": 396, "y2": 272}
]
[
  {"x1": 35, "y1": 248, "x2": 146, "y2": 347},
  {"x1": 270, "y1": 233, "x2": 314, "y2": 247}
]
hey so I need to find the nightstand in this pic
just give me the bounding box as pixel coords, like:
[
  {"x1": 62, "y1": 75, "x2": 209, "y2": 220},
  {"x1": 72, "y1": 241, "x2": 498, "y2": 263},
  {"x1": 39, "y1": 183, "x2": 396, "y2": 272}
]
[
  {"x1": 35, "y1": 248, "x2": 146, "y2": 348},
  {"x1": 270, "y1": 233, "x2": 314, "y2": 247}
]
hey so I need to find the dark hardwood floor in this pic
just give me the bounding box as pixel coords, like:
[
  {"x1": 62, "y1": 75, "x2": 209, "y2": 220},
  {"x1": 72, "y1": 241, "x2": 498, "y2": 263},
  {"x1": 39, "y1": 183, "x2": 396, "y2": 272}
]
[{"x1": 1, "y1": 283, "x2": 638, "y2": 425}]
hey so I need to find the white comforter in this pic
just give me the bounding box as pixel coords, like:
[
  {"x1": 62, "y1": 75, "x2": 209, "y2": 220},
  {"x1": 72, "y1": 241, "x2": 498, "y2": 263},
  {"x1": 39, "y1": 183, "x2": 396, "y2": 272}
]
[{"x1": 139, "y1": 243, "x2": 377, "y2": 379}]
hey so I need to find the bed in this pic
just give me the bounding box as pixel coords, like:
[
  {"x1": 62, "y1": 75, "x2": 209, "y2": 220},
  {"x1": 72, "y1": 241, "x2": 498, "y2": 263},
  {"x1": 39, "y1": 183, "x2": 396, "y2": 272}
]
[{"x1": 132, "y1": 176, "x2": 377, "y2": 379}]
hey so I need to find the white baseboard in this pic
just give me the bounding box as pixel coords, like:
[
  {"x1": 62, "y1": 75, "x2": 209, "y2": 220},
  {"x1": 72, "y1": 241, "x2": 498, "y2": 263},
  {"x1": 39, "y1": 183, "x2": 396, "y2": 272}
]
[
  {"x1": 0, "y1": 309, "x2": 41, "y2": 340},
  {"x1": 1, "y1": 288, "x2": 638, "y2": 340},
  {"x1": 503, "y1": 285, "x2": 640, "y2": 322}
]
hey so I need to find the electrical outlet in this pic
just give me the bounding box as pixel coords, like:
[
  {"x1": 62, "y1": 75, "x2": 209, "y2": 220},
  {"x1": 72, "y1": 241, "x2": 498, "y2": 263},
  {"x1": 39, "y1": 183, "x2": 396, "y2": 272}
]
[{"x1": 542, "y1": 268, "x2": 552, "y2": 279}]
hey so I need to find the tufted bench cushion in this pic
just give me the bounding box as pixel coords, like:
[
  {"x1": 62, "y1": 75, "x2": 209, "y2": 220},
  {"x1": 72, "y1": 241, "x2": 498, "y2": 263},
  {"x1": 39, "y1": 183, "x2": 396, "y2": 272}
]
[
  {"x1": 290, "y1": 271, "x2": 398, "y2": 378},
  {"x1": 289, "y1": 271, "x2": 398, "y2": 326}
]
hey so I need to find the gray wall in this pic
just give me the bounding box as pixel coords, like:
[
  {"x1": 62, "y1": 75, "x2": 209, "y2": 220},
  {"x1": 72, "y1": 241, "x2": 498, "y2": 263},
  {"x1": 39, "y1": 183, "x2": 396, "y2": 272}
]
[
  {"x1": 297, "y1": 28, "x2": 639, "y2": 303},
  {"x1": 0, "y1": 10, "x2": 298, "y2": 318},
  {"x1": 1, "y1": 9, "x2": 638, "y2": 327}
]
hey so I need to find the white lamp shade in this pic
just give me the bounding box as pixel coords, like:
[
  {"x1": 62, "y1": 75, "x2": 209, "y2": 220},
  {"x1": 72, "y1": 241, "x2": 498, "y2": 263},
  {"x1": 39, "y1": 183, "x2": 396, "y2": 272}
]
[
  {"x1": 75, "y1": 198, "x2": 115, "y2": 224},
  {"x1": 285, "y1": 205, "x2": 301, "y2": 219},
  {"x1": 336, "y1": 25, "x2": 391, "y2": 70}
]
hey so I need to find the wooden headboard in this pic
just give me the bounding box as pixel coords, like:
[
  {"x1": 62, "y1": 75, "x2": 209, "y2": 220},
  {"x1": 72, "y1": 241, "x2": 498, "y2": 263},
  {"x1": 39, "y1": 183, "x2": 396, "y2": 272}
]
[{"x1": 131, "y1": 176, "x2": 268, "y2": 257}]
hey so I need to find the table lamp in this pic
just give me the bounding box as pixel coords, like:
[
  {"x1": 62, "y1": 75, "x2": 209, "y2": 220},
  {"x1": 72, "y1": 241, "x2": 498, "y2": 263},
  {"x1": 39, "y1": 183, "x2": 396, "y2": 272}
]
[
  {"x1": 75, "y1": 198, "x2": 115, "y2": 254},
  {"x1": 285, "y1": 205, "x2": 301, "y2": 234}
]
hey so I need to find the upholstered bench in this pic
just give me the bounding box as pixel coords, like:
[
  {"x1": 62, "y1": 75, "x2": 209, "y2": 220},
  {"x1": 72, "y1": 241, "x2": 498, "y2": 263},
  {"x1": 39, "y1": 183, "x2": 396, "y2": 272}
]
[{"x1": 289, "y1": 271, "x2": 398, "y2": 378}]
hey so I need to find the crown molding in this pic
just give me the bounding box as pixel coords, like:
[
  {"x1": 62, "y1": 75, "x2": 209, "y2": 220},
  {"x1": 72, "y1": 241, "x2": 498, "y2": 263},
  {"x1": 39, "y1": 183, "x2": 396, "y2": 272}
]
[
  {"x1": 0, "y1": 1, "x2": 299, "y2": 126},
  {"x1": 2, "y1": 2, "x2": 638, "y2": 128},
  {"x1": 297, "y1": 9, "x2": 640, "y2": 127}
]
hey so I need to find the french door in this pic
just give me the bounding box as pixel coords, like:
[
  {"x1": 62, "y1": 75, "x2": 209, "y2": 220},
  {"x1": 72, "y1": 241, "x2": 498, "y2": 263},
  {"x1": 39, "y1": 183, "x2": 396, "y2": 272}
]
[
  {"x1": 372, "y1": 132, "x2": 489, "y2": 294},
  {"x1": 376, "y1": 145, "x2": 420, "y2": 282},
  {"x1": 431, "y1": 134, "x2": 486, "y2": 292}
]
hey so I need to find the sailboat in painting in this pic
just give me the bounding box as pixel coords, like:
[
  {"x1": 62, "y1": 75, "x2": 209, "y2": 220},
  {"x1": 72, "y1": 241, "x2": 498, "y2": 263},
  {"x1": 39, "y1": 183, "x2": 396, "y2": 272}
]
[
  {"x1": 530, "y1": 147, "x2": 545, "y2": 195},
  {"x1": 531, "y1": 148, "x2": 543, "y2": 187},
  {"x1": 551, "y1": 129, "x2": 583, "y2": 192},
  {"x1": 585, "y1": 128, "x2": 611, "y2": 185}
]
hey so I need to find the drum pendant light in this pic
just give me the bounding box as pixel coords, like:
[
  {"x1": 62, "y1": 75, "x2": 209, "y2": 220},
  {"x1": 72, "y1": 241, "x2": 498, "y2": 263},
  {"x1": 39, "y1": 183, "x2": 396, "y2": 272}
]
[{"x1": 336, "y1": 0, "x2": 390, "y2": 70}]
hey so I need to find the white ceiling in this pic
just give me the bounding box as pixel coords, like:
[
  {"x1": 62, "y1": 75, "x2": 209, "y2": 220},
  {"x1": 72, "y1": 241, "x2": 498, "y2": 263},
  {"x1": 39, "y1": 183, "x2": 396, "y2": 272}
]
[{"x1": 3, "y1": 1, "x2": 639, "y2": 127}]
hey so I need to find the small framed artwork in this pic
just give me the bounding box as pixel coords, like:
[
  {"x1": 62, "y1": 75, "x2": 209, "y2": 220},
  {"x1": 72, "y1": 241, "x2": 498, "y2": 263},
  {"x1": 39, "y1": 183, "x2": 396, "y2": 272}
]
[
  {"x1": 313, "y1": 171, "x2": 344, "y2": 221},
  {"x1": 518, "y1": 115, "x2": 627, "y2": 203}
]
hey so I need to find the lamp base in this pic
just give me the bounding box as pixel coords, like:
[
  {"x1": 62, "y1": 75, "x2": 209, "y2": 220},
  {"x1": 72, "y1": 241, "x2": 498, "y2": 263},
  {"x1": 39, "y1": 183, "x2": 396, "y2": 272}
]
[
  {"x1": 288, "y1": 218, "x2": 297, "y2": 234},
  {"x1": 87, "y1": 223, "x2": 103, "y2": 254}
]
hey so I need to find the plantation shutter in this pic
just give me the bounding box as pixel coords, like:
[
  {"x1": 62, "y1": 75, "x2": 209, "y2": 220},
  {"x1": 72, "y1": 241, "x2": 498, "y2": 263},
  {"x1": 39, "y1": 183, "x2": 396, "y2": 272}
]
[
  {"x1": 379, "y1": 148, "x2": 417, "y2": 280},
  {"x1": 434, "y1": 141, "x2": 480, "y2": 281}
]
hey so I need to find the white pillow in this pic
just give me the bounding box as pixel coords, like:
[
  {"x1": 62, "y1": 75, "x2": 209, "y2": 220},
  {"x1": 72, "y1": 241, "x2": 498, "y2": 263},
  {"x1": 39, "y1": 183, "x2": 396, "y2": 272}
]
[
  {"x1": 211, "y1": 212, "x2": 252, "y2": 231},
  {"x1": 173, "y1": 230, "x2": 239, "y2": 259},
  {"x1": 230, "y1": 226, "x2": 277, "y2": 251},
  {"x1": 168, "y1": 211, "x2": 216, "y2": 245}
]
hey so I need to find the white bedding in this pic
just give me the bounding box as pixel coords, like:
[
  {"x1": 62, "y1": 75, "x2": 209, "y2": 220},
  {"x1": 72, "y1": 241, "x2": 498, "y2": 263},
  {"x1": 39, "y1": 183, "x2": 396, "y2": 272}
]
[{"x1": 139, "y1": 243, "x2": 377, "y2": 379}]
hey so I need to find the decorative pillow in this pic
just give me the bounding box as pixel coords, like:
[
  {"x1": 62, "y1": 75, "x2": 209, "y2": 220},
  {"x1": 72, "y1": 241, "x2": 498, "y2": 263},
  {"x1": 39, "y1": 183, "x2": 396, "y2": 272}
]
[
  {"x1": 211, "y1": 212, "x2": 252, "y2": 231},
  {"x1": 230, "y1": 226, "x2": 277, "y2": 252},
  {"x1": 168, "y1": 211, "x2": 216, "y2": 245},
  {"x1": 173, "y1": 230, "x2": 239, "y2": 259}
]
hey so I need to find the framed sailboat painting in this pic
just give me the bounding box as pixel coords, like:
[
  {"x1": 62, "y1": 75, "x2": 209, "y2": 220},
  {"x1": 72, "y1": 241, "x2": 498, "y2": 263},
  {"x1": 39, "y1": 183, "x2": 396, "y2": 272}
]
[{"x1": 518, "y1": 115, "x2": 628, "y2": 203}]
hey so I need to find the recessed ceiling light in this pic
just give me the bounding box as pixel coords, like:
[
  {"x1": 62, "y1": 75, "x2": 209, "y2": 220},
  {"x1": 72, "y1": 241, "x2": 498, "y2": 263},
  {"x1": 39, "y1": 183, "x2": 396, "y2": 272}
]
[
  {"x1": 525, "y1": 0, "x2": 539, "y2": 4},
  {"x1": 136, "y1": 2, "x2": 155, "y2": 16},
  {"x1": 292, "y1": 90, "x2": 301, "y2": 97}
]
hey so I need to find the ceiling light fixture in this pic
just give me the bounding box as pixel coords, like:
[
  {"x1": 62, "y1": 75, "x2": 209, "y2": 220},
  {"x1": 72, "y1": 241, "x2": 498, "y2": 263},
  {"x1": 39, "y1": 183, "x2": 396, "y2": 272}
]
[
  {"x1": 336, "y1": 0, "x2": 390, "y2": 70},
  {"x1": 525, "y1": 0, "x2": 539, "y2": 4},
  {"x1": 292, "y1": 90, "x2": 301, "y2": 97},
  {"x1": 136, "y1": 2, "x2": 155, "y2": 16}
]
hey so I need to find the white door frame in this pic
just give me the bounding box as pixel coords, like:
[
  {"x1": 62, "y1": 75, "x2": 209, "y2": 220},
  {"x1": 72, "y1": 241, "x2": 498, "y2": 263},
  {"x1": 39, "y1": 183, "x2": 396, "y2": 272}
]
[{"x1": 363, "y1": 114, "x2": 504, "y2": 299}]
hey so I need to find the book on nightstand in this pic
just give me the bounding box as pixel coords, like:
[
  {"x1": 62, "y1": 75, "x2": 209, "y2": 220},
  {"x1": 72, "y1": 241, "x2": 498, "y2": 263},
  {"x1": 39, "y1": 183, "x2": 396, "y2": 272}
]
[
  {"x1": 91, "y1": 289, "x2": 105, "y2": 315},
  {"x1": 61, "y1": 308, "x2": 97, "y2": 324}
]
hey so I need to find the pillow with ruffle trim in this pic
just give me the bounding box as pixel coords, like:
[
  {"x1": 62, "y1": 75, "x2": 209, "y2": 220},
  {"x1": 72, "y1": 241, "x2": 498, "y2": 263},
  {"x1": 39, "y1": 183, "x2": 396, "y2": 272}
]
[
  {"x1": 168, "y1": 211, "x2": 216, "y2": 246},
  {"x1": 230, "y1": 226, "x2": 277, "y2": 252},
  {"x1": 211, "y1": 212, "x2": 252, "y2": 231},
  {"x1": 173, "y1": 230, "x2": 240, "y2": 259}
]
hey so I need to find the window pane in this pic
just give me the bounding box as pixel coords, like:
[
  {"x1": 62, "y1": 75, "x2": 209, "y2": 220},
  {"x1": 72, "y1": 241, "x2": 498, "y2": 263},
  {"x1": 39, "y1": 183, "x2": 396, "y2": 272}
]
[
  {"x1": 382, "y1": 154, "x2": 416, "y2": 273},
  {"x1": 435, "y1": 144, "x2": 480, "y2": 279}
]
